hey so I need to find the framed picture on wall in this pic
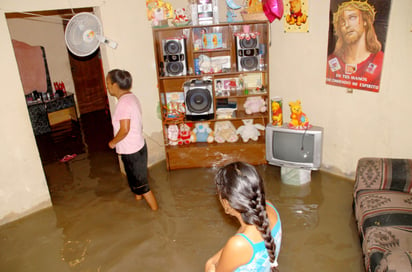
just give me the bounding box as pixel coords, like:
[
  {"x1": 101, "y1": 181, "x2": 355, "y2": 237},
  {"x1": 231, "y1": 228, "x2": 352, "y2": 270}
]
[{"x1": 325, "y1": 0, "x2": 391, "y2": 92}]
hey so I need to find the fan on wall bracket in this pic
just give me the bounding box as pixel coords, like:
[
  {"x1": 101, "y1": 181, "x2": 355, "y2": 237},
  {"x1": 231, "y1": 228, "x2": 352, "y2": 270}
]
[{"x1": 65, "y1": 12, "x2": 117, "y2": 57}]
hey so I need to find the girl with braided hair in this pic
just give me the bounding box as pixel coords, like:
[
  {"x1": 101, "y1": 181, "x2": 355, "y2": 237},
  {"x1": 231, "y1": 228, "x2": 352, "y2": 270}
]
[{"x1": 205, "y1": 162, "x2": 282, "y2": 272}]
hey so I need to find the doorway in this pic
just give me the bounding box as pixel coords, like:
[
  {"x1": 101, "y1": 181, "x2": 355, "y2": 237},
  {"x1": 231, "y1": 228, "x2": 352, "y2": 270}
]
[{"x1": 6, "y1": 8, "x2": 112, "y2": 164}]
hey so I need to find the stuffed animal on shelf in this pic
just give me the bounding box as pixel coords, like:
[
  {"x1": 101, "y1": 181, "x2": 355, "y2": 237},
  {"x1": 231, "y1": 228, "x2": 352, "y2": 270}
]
[
  {"x1": 214, "y1": 121, "x2": 239, "y2": 143},
  {"x1": 243, "y1": 96, "x2": 267, "y2": 114},
  {"x1": 167, "y1": 124, "x2": 180, "y2": 145},
  {"x1": 178, "y1": 123, "x2": 193, "y2": 145},
  {"x1": 271, "y1": 99, "x2": 283, "y2": 126},
  {"x1": 288, "y1": 100, "x2": 311, "y2": 129},
  {"x1": 192, "y1": 122, "x2": 214, "y2": 143},
  {"x1": 236, "y1": 119, "x2": 265, "y2": 142},
  {"x1": 173, "y1": 8, "x2": 189, "y2": 25},
  {"x1": 198, "y1": 55, "x2": 212, "y2": 74}
]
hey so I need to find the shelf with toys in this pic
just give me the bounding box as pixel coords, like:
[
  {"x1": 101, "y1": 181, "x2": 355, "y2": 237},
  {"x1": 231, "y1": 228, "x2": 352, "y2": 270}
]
[{"x1": 152, "y1": 21, "x2": 270, "y2": 170}]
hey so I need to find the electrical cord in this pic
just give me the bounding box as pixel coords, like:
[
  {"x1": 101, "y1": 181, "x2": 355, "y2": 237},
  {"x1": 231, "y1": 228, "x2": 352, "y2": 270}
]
[{"x1": 301, "y1": 127, "x2": 308, "y2": 151}]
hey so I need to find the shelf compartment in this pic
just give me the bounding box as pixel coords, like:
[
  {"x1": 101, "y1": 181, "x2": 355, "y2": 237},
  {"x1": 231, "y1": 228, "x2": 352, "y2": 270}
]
[{"x1": 166, "y1": 138, "x2": 266, "y2": 170}]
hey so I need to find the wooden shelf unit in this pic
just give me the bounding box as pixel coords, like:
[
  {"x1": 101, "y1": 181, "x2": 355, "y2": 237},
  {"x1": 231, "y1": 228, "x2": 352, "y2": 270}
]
[{"x1": 152, "y1": 21, "x2": 270, "y2": 170}]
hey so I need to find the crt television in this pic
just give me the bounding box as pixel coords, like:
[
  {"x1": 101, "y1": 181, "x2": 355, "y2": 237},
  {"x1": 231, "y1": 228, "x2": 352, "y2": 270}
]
[{"x1": 265, "y1": 124, "x2": 323, "y2": 170}]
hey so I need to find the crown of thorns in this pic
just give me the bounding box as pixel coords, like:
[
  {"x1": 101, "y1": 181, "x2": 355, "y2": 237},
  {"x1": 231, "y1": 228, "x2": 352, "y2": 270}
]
[{"x1": 334, "y1": 0, "x2": 376, "y2": 22}]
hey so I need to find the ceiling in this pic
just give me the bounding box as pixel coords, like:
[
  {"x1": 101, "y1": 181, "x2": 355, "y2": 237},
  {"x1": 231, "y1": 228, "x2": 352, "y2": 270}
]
[{"x1": 5, "y1": 7, "x2": 93, "y2": 19}]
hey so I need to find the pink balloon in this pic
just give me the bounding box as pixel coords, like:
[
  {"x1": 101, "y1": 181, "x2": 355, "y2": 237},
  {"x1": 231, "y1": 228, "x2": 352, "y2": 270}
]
[{"x1": 263, "y1": 0, "x2": 284, "y2": 23}]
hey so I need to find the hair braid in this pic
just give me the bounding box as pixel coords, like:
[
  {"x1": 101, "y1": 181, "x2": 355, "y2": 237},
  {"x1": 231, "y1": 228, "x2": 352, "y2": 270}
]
[
  {"x1": 215, "y1": 162, "x2": 280, "y2": 271},
  {"x1": 252, "y1": 187, "x2": 279, "y2": 272}
]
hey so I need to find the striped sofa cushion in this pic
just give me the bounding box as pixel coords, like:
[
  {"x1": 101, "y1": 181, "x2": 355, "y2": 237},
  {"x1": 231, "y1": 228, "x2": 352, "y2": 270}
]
[
  {"x1": 354, "y1": 189, "x2": 412, "y2": 236},
  {"x1": 354, "y1": 158, "x2": 412, "y2": 197}
]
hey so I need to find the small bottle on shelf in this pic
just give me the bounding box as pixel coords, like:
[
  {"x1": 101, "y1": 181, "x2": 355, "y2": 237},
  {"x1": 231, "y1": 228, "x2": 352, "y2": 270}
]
[{"x1": 190, "y1": 0, "x2": 198, "y2": 25}]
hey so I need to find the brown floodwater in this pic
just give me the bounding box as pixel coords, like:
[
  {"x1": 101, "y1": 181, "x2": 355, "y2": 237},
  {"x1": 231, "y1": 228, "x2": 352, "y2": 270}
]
[{"x1": 0, "y1": 111, "x2": 364, "y2": 272}]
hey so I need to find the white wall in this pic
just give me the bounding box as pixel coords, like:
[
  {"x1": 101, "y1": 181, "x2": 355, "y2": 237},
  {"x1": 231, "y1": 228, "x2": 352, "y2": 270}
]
[
  {"x1": 0, "y1": 0, "x2": 411, "y2": 224},
  {"x1": 269, "y1": 0, "x2": 412, "y2": 176},
  {"x1": 0, "y1": 13, "x2": 52, "y2": 225},
  {"x1": 7, "y1": 16, "x2": 75, "y2": 108}
]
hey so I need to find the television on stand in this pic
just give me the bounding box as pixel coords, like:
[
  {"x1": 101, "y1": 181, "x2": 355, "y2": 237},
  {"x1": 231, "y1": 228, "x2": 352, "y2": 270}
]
[{"x1": 265, "y1": 124, "x2": 323, "y2": 170}]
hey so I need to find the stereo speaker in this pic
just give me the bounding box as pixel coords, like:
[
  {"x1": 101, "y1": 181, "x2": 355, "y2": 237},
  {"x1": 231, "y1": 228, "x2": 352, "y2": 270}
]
[
  {"x1": 162, "y1": 38, "x2": 187, "y2": 76},
  {"x1": 236, "y1": 36, "x2": 261, "y2": 72},
  {"x1": 184, "y1": 79, "x2": 214, "y2": 121}
]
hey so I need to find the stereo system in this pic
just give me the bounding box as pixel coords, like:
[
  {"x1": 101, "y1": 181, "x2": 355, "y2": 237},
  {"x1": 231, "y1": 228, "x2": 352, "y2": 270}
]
[
  {"x1": 236, "y1": 36, "x2": 261, "y2": 72},
  {"x1": 162, "y1": 38, "x2": 187, "y2": 77},
  {"x1": 184, "y1": 79, "x2": 214, "y2": 121}
]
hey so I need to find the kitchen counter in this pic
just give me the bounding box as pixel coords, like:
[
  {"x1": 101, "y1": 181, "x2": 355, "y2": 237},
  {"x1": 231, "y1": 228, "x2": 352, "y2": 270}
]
[{"x1": 27, "y1": 93, "x2": 77, "y2": 135}]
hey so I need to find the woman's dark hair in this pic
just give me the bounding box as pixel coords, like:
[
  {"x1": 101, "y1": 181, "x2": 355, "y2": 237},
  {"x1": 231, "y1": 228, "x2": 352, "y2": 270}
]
[
  {"x1": 215, "y1": 162, "x2": 279, "y2": 272},
  {"x1": 107, "y1": 69, "x2": 132, "y2": 90}
]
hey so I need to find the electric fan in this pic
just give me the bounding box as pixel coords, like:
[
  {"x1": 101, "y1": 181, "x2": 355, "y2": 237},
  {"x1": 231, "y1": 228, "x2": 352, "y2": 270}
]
[{"x1": 65, "y1": 12, "x2": 117, "y2": 57}]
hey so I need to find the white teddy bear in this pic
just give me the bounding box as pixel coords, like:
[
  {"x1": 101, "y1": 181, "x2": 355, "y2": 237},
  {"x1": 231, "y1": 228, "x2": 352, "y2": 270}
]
[
  {"x1": 236, "y1": 119, "x2": 265, "y2": 142},
  {"x1": 167, "y1": 124, "x2": 180, "y2": 145},
  {"x1": 243, "y1": 96, "x2": 267, "y2": 115}
]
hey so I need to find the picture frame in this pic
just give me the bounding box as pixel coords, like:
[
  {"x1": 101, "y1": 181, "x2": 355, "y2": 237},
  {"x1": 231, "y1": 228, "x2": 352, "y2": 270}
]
[{"x1": 214, "y1": 78, "x2": 239, "y2": 96}]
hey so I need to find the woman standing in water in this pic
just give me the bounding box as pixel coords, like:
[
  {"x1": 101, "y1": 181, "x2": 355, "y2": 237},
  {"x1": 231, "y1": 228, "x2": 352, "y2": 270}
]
[
  {"x1": 106, "y1": 69, "x2": 158, "y2": 211},
  {"x1": 205, "y1": 162, "x2": 281, "y2": 271}
]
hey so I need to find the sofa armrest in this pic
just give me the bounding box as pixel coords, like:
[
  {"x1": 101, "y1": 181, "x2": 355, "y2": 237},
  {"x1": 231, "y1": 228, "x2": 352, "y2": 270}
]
[{"x1": 354, "y1": 158, "x2": 412, "y2": 197}]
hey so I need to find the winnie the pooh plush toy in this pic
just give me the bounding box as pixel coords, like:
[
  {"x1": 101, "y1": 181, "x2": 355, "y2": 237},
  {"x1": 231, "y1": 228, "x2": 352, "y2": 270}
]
[
  {"x1": 271, "y1": 100, "x2": 283, "y2": 126},
  {"x1": 288, "y1": 100, "x2": 311, "y2": 129}
]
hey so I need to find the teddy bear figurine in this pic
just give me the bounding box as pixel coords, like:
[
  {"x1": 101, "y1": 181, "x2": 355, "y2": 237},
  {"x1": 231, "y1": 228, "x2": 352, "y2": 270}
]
[
  {"x1": 173, "y1": 8, "x2": 189, "y2": 25},
  {"x1": 214, "y1": 121, "x2": 238, "y2": 143},
  {"x1": 192, "y1": 122, "x2": 214, "y2": 143},
  {"x1": 236, "y1": 119, "x2": 265, "y2": 142},
  {"x1": 243, "y1": 96, "x2": 267, "y2": 115},
  {"x1": 288, "y1": 100, "x2": 311, "y2": 129},
  {"x1": 167, "y1": 124, "x2": 180, "y2": 145},
  {"x1": 178, "y1": 123, "x2": 193, "y2": 145},
  {"x1": 198, "y1": 55, "x2": 212, "y2": 74}
]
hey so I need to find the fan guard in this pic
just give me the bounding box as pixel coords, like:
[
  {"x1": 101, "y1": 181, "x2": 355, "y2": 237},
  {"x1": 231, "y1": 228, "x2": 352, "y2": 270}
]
[{"x1": 65, "y1": 12, "x2": 116, "y2": 57}]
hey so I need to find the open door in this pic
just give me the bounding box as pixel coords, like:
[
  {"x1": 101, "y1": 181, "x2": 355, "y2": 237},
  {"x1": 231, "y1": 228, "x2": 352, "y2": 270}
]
[{"x1": 68, "y1": 48, "x2": 108, "y2": 115}]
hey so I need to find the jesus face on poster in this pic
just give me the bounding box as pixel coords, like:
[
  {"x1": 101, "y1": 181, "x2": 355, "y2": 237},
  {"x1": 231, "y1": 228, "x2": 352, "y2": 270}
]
[{"x1": 339, "y1": 9, "x2": 366, "y2": 46}]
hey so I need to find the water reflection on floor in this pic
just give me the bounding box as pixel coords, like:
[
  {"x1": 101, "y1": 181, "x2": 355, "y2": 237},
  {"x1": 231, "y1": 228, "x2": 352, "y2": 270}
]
[{"x1": 0, "y1": 111, "x2": 364, "y2": 272}]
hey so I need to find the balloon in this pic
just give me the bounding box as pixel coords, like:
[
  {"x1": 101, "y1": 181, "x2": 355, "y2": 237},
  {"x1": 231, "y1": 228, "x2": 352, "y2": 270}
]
[{"x1": 263, "y1": 0, "x2": 284, "y2": 23}]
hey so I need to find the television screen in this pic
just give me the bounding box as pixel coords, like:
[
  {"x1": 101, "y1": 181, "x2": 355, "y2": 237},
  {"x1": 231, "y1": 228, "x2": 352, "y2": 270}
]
[
  {"x1": 272, "y1": 131, "x2": 314, "y2": 163},
  {"x1": 266, "y1": 124, "x2": 323, "y2": 170}
]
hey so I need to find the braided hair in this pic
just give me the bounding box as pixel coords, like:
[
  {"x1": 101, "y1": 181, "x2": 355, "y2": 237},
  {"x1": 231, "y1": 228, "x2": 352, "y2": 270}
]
[{"x1": 215, "y1": 162, "x2": 279, "y2": 272}]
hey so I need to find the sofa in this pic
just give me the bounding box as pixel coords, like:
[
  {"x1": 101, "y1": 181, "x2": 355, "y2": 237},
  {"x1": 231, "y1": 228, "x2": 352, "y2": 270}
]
[{"x1": 353, "y1": 157, "x2": 412, "y2": 272}]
